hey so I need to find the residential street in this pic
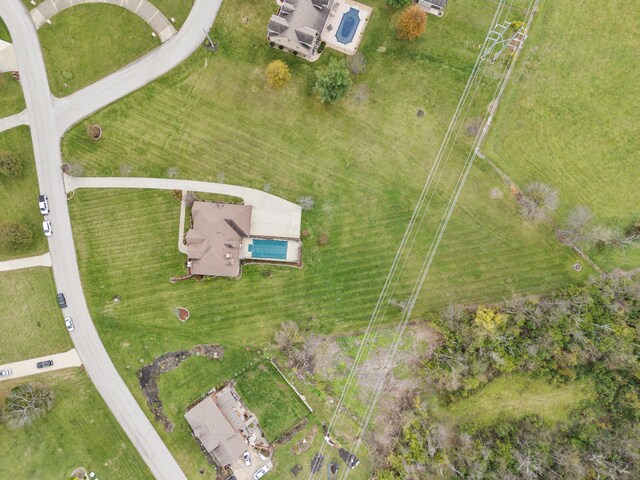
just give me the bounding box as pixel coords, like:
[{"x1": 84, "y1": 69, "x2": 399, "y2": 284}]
[
  {"x1": 0, "y1": 349, "x2": 82, "y2": 382},
  {"x1": 0, "y1": 0, "x2": 221, "y2": 478}
]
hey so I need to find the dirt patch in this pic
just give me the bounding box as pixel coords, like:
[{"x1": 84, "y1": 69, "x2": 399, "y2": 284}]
[
  {"x1": 175, "y1": 307, "x2": 190, "y2": 322},
  {"x1": 138, "y1": 344, "x2": 224, "y2": 431},
  {"x1": 290, "y1": 424, "x2": 318, "y2": 455},
  {"x1": 290, "y1": 464, "x2": 303, "y2": 476},
  {"x1": 313, "y1": 338, "x2": 350, "y2": 380}
]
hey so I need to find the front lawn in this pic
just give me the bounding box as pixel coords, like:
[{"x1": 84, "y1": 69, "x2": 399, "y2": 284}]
[{"x1": 0, "y1": 369, "x2": 152, "y2": 479}]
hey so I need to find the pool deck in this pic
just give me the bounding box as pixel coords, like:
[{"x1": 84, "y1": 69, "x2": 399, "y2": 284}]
[{"x1": 322, "y1": 0, "x2": 372, "y2": 56}]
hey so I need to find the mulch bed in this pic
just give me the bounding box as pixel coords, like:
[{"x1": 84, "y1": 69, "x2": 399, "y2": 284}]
[{"x1": 138, "y1": 344, "x2": 224, "y2": 432}]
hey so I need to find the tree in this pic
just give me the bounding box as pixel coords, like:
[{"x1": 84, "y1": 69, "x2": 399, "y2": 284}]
[
  {"x1": 298, "y1": 196, "x2": 315, "y2": 211},
  {"x1": 518, "y1": 181, "x2": 559, "y2": 222},
  {"x1": 397, "y1": 5, "x2": 427, "y2": 42},
  {"x1": 385, "y1": 0, "x2": 412, "y2": 8},
  {"x1": 0, "y1": 222, "x2": 33, "y2": 251},
  {"x1": 347, "y1": 52, "x2": 367, "y2": 75},
  {"x1": 314, "y1": 58, "x2": 352, "y2": 103},
  {"x1": 558, "y1": 205, "x2": 593, "y2": 244},
  {"x1": 0, "y1": 151, "x2": 23, "y2": 177},
  {"x1": 265, "y1": 60, "x2": 291, "y2": 88},
  {"x1": 274, "y1": 321, "x2": 303, "y2": 355},
  {"x1": 474, "y1": 306, "x2": 507, "y2": 332},
  {"x1": 4, "y1": 383, "x2": 54, "y2": 429}
]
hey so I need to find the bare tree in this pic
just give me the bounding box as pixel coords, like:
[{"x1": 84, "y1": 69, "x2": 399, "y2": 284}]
[
  {"x1": 298, "y1": 196, "x2": 315, "y2": 211},
  {"x1": 274, "y1": 321, "x2": 303, "y2": 355},
  {"x1": 518, "y1": 181, "x2": 559, "y2": 222},
  {"x1": 4, "y1": 383, "x2": 55, "y2": 429},
  {"x1": 557, "y1": 205, "x2": 592, "y2": 244},
  {"x1": 347, "y1": 52, "x2": 367, "y2": 75}
]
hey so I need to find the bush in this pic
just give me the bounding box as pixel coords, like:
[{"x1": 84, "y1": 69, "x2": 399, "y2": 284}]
[
  {"x1": 317, "y1": 41, "x2": 326, "y2": 54},
  {"x1": 4, "y1": 383, "x2": 55, "y2": 429},
  {"x1": 385, "y1": 0, "x2": 412, "y2": 8},
  {"x1": 265, "y1": 60, "x2": 292, "y2": 88},
  {"x1": 518, "y1": 181, "x2": 559, "y2": 222},
  {"x1": 0, "y1": 151, "x2": 23, "y2": 177},
  {"x1": 0, "y1": 222, "x2": 33, "y2": 251},
  {"x1": 397, "y1": 5, "x2": 427, "y2": 42},
  {"x1": 314, "y1": 58, "x2": 352, "y2": 103}
]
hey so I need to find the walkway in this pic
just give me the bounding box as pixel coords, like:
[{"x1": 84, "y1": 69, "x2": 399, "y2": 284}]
[
  {"x1": 64, "y1": 175, "x2": 303, "y2": 239},
  {"x1": 0, "y1": 39, "x2": 18, "y2": 72},
  {"x1": 30, "y1": 0, "x2": 177, "y2": 43},
  {"x1": 0, "y1": 109, "x2": 29, "y2": 134},
  {"x1": 0, "y1": 252, "x2": 51, "y2": 272},
  {"x1": 0, "y1": 349, "x2": 82, "y2": 382}
]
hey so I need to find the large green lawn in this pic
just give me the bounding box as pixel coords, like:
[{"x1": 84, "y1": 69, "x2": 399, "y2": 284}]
[
  {"x1": 152, "y1": 0, "x2": 194, "y2": 27},
  {"x1": 0, "y1": 369, "x2": 152, "y2": 479},
  {"x1": 0, "y1": 127, "x2": 48, "y2": 261},
  {"x1": 38, "y1": 4, "x2": 159, "y2": 96},
  {"x1": 0, "y1": 19, "x2": 26, "y2": 120},
  {"x1": 61, "y1": 0, "x2": 592, "y2": 476},
  {"x1": 0, "y1": 268, "x2": 72, "y2": 364},
  {"x1": 235, "y1": 362, "x2": 310, "y2": 442},
  {"x1": 484, "y1": 0, "x2": 640, "y2": 270}
]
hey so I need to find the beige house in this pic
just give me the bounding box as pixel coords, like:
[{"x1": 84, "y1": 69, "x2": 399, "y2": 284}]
[
  {"x1": 185, "y1": 201, "x2": 252, "y2": 278},
  {"x1": 416, "y1": 0, "x2": 448, "y2": 17}
]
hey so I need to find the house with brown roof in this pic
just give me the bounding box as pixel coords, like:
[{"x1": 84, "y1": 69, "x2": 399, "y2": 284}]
[
  {"x1": 184, "y1": 384, "x2": 270, "y2": 471},
  {"x1": 186, "y1": 201, "x2": 252, "y2": 278}
]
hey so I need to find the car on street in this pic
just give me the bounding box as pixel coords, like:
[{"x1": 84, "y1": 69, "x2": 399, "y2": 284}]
[
  {"x1": 57, "y1": 293, "x2": 67, "y2": 308},
  {"x1": 38, "y1": 194, "x2": 49, "y2": 215},
  {"x1": 254, "y1": 466, "x2": 269, "y2": 479},
  {"x1": 243, "y1": 451, "x2": 252, "y2": 467},
  {"x1": 37, "y1": 360, "x2": 54, "y2": 369},
  {"x1": 0, "y1": 368, "x2": 12, "y2": 377},
  {"x1": 42, "y1": 220, "x2": 53, "y2": 237},
  {"x1": 64, "y1": 317, "x2": 74, "y2": 331}
]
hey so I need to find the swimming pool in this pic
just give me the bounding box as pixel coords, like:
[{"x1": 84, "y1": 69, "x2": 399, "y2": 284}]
[
  {"x1": 336, "y1": 7, "x2": 361, "y2": 45},
  {"x1": 249, "y1": 239, "x2": 288, "y2": 260}
]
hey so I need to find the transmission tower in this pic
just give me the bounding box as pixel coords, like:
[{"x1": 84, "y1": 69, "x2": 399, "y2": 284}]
[{"x1": 481, "y1": 21, "x2": 527, "y2": 63}]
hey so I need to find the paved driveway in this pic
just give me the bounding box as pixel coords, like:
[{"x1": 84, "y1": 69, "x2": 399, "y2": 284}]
[
  {"x1": 0, "y1": 349, "x2": 82, "y2": 382},
  {"x1": 229, "y1": 447, "x2": 272, "y2": 480}
]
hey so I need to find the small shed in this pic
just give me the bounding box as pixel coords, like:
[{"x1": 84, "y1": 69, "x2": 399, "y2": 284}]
[{"x1": 416, "y1": 0, "x2": 448, "y2": 17}]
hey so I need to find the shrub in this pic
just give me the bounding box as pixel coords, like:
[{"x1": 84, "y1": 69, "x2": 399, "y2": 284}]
[
  {"x1": 518, "y1": 181, "x2": 559, "y2": 222},
  {"x1": 265, "y1": 60, "x2": 292, "y2": 88},
  {"x1": 0, "y1": 222, "x2": 33, "y2": 251},
  {"x1": 385, "y1": 0, "x2": 412, "y2": 8},
  {"x1": 4, "y1": 383, "x2": 55, "y2": 429},
  {"x1": 474, "y1": 306, "x2": 507, "y2": 332},
  {"x1": 314, "y1": 58, "x2": 352, "y2": 103},
  {"x1": 317, "y1": 41, "x2": 326, "y2": 54},
  {"x1": 397, "y1": 5, "x2": 427, "y2": 42},
  {"x1": 0, "y1": 151, "x2": 23, "y2": 177}
]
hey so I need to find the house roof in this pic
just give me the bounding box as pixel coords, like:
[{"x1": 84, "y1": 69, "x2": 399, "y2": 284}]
[
  {"x1": 421, "y1": 0, "x2": 448, "y2": 7},
  {"x1": 184, "y1": 394, "x2": 248, "y2": 467},
  {"x1": 267, "y1": 0, "x2": 332, "y2": 52},
  {"x1": 186, "y1": 201, "x2": 252, "y2": 277}
]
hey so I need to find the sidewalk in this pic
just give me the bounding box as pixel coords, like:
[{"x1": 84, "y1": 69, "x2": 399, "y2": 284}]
[
  {"x1": 0, "y1": 349, "x2": 82, "y2": 382},
  {"x1": 0, "y1": 252, "x2": 51, "y2": 272}
]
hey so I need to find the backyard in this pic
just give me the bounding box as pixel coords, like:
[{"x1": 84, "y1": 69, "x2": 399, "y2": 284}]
[
  {"x1": 0, "y1": 19, "x2": 24, "y2": 116},
  {"x1": 0, "y1": 369, "x2": 152, "y2": 479},
  {"x1": 59, "y1": 0, "x2": 592, "y2": 474}
]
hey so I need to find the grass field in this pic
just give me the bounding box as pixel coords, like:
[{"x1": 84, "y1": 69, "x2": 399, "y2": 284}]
[
  {"x1": 60, "y1": 0, "x2": 592, "y2": 475},
  {"x1": 152, "y1": 0, "x2": 194, "y2": 27},
  {"x1": 438, "y1": 374, "x2": 594, "y2": 427},
  {"x1": 484, "y1": 0, "x2": 640, "y2": 270},
  {"x1": 0, "y1": 127, "x2": 48, "y2": 261},
  {"x1": 0, "y1": 19, "x2": 26, "y2": 117},
  {"x1": 0, "y1": 369, "x2": 152, "y2": 479},
  {"x1": 0, "y1": 268, "x2": 72, "y2": 364},
  {"x1": 235, "y1": 362, "x2": 310, "y2": 442},
  {"x1": 38, "y1": 4, "x2": 158, "y2": 96}
]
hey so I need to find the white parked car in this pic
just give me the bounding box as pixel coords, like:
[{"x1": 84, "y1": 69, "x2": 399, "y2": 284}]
[
  {"x1": 38, "y1": 194, "x2": 49, "y2": 215},
  {"x1": 64, "y1": 317, "x2": 74, "y2": 332},
  {"x1": 254, "y1": 466, "x2": 269, "y2": 479},
  {"x1": 0, "y1": 368, "x2": 11, "y2": 377},
  {"x1": 42, "y1": 220, "x2": 53, "y2": 237},
  {"x1": 243, "y1": 451, "x2": 251, "y2": 467}
]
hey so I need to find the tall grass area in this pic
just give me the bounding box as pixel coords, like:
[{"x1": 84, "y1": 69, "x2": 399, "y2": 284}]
[
  {"x1": 0, "y1": 127, "x2": 48, "y2": 261},
  {"x1": 484, "y1": 0, "x2": 640, "y2": 270},
  {"x1": 38, "y1": 4, "x2": 158, "y2": 96},
  {"x1": 0, "y1": 268, "x2": 72, "y2": 364},
  {"x1": 62, "y1": 0, "x2": 587, "y2": 475},
  {"x1": 0, "y1": 370, "x2": 152, "y2": 478}
]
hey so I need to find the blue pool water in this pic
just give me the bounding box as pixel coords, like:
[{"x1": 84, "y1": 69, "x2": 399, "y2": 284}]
[
  {"x1": 336, "y1": 8, "x2": 361, "y2": 45},
  {"x1": 249, "y1": 239, "x2": 288, "y2": 260}
]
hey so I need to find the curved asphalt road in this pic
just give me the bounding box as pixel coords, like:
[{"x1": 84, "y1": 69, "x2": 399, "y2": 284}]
[{"x1": 0, "y1": 0, "x2": 221, "y2": 478}]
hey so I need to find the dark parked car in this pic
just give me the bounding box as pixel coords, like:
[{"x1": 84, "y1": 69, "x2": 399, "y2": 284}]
[
  {"x1": 37, "y1": 360, "x2": 54, "y2": 369},
  {"x1": 57, "y1": 293, "x2": 67, "y2": 308}
]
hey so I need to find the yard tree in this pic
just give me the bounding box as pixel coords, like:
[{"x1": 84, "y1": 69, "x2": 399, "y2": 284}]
[
  {"x1": 473, "y1": 306, "x2": 507, "y2": 333},
  {"x1": 314, "y1": 58, "x2": 352, "y2": 103},
  {"x1": 397, "y1": 5, "x2": 427, "y2": 42},
  {"x1": 265, "y1": 60, "x2": 291, "y2": 89},
  {"x1": 0, "y1": 150, "x2": 23, "y2": 177},
  {"x1": 4, "y1": 383, "x2": 55, "y2": 429},
  {"x1": 0, "y1": 221, "x2": 33, "y2": 251},
  {"x1": 518, "y1": 181, "x2": 559, "y2": 222}
]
